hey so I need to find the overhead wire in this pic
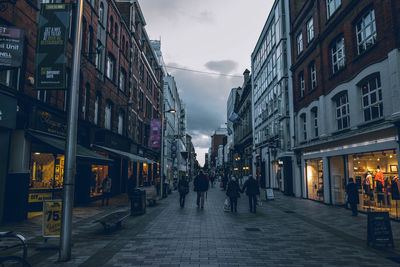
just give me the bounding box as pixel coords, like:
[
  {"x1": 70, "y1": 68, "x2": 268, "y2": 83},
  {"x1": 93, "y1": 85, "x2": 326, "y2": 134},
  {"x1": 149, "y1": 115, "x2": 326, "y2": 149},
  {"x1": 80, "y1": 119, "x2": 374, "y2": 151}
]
[{"x1": 165, "y1": 65, "x2": 243, "y2": 78}]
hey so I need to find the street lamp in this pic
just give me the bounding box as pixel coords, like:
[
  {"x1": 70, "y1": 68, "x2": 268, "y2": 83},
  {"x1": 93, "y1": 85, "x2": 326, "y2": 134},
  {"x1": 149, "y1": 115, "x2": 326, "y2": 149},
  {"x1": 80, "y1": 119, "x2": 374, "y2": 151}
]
[{"x1": 160, "y1": 108, "x2": 176, "y2": 198}]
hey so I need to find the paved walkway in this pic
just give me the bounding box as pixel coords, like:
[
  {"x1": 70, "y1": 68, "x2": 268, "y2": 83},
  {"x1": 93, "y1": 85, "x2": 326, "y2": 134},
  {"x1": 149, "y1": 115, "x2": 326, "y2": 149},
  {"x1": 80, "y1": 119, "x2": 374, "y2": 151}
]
[{"x1": 2, "y1": 185, "x2": 400, "y2": 266}]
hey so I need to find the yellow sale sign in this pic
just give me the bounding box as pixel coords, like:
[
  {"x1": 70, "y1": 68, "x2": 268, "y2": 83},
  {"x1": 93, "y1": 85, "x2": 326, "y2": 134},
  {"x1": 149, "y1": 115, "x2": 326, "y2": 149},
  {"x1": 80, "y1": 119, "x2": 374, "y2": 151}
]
[{"x1": 42, "y1": 200, "x2": 62, "y2": 237}]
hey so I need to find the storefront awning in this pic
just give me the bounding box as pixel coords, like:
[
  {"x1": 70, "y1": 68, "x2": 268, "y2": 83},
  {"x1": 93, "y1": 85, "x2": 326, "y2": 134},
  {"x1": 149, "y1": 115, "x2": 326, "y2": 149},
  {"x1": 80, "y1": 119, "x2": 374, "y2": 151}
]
[
  {"x1": 27, "y1": 131, "x2": 113, "y2": 165},
  {"x1": 92, "y1": 145, "x2": 154, "y2": 164}
]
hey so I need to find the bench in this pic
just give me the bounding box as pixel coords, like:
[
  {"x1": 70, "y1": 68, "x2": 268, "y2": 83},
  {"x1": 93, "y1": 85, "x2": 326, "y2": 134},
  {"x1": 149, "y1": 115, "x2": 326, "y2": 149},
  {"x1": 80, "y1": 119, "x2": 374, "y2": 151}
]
[
  {"x1": 143, "y1": 186, "x2": 157, "y2": 206},
  {"x1": 94, "y1": 211, "x2": 130, "y2": 233}
]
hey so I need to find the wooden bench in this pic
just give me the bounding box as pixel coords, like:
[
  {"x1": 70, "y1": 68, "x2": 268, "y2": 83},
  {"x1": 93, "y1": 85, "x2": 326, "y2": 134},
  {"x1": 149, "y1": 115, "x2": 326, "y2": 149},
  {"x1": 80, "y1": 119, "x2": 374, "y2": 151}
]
[
  {"x1": 143, "y1": 186, "x2": 157, "y2": 206},
  {"x1": 94, "y1": 211, "x2": 130, "y2": 233}
]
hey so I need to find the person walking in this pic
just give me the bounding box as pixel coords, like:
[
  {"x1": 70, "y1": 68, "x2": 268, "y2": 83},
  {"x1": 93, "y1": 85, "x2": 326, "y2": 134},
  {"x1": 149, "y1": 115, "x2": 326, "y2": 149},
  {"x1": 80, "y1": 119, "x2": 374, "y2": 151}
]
[
  {"x1": 226, "y1": 176, "x2": 241, "y2": 212},
  {"x1": 241, "y1": 175, "x2": 260, "y2": 213},
  {"x1": 194, "y1": 171, "x2": 209, "y2": 208},
  {"x1": 101, "y1": 175, "x2": 112, "y2": 206},
  {"x1": 346, "y1": 178, "x2": 359, "y2": 216},
  {"x1": 178, "y1": 177, "x2": 189, "y2": 208}
]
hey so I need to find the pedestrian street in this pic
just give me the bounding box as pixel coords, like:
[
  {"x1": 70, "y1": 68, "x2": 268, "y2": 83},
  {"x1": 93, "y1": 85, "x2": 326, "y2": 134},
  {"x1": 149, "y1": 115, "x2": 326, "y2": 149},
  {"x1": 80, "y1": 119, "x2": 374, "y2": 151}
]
[{"x1": 3, "y1": 185, "x2": 395, "y2": 266}]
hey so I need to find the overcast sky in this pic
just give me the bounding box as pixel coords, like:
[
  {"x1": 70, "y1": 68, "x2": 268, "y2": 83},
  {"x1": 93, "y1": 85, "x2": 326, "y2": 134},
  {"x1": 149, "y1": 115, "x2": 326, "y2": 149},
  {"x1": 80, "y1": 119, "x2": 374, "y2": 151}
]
[{"x1": 139, "y1": 0, "x2": 274, "y2": 166}]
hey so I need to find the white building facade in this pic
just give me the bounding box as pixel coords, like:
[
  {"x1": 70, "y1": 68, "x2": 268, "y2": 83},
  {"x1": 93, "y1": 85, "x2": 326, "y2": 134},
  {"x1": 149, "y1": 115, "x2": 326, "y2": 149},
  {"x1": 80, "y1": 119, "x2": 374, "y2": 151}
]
[{"x1": 251, "y1": 0, "x2": 295, "y2": 194}]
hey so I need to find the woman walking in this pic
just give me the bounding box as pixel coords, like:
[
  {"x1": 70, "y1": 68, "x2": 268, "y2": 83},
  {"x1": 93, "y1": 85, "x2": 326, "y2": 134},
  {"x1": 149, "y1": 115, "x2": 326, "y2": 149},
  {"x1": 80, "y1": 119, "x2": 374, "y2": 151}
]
[
  {"x1": 178, "y1": 177, "x2": 189, "y2": 208},
  {"x1": 226, "y1": 177, "x2": 241, "y2": 212}
]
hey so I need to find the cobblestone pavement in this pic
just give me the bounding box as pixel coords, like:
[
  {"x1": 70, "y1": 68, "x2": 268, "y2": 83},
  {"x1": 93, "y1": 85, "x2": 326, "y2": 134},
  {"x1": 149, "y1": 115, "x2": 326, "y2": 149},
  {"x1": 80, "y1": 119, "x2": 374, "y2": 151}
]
[{"x1": 2, "y1": 185, "x2": 400, "y2": 266}]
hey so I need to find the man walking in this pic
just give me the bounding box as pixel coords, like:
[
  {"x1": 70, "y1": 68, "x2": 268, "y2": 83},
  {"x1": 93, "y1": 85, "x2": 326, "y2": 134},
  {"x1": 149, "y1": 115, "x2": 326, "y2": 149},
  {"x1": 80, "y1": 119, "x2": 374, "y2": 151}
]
[
  {"x1": 346, "y1": 178, "x2": 359, "y2": 216},
  {"x1": 178, "y1": 177, "x2": 189, "y2": 208},
  {"x1": 194, "y1": 170, "x2": 209, "y2": 208},
  {"x1": 241, "y1": 175, "x2": 259, "y2": 213},
  {"x1": 102, "y1": 175, "x2": 112, "y2": 206}
]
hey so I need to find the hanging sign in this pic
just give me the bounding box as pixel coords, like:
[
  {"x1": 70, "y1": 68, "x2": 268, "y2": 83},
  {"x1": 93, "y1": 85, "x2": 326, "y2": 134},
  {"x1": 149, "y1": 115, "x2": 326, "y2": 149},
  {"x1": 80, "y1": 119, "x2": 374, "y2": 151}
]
[
  {"x1": 149, "y1": 119, "x2": 161, "y2": 148},
  {"x1": 42, "y1": 199, "x2": 62, "y2": 237},
  {"x1": 0, "y1": 26, "x2": 24, "y2": 68},
  {"x1": 35, "y1": 3, "x2": 71, "y2": 90}
]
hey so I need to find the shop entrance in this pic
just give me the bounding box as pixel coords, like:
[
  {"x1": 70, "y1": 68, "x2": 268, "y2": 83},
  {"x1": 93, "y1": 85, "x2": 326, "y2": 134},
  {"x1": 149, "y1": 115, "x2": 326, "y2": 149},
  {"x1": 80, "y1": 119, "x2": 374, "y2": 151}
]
[{"x1": 306, "y1": 158, "x2": 324, "y2": 202}]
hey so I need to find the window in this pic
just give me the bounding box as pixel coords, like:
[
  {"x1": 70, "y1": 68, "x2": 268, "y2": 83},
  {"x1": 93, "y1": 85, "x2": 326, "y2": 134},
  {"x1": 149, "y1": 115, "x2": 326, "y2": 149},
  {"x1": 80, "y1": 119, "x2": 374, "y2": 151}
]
[
  {"x1": 139, "y1": 61, "x2": 144, "y2": 82},
  {"x1": 331, "y1": 37, "x2": 345, "y2": 73},
  {"x1": 361, "y1": 75, "x2": 383, "y2": 121},
  {"x1": 335, "y1": 92, "x2": 350, "y2": 130},
  {"x1": 297, "y1": 32, "x2": 303, "y2": 55},
  {"x1": 105, "y1": 102, "x2": 112, "y2": 130},
  {"x1": 109, "y1": 16, "x2": 114, "y2": 36},
  {"x1": 311, "y1": 108, "x2": 318, "y2": 137},
  {"x1": 146, "y1": 74, "x2": 152, "y2": 93},
  {"x1": 118, "y1": 111, "x2": 124, "y2": 135},
  {"x1": 132, "y1": 79, "x2": 138, "y2": 101},
  {"x1": 0, "y1": 69, "x2": 16, "y2": 89},
  {"x1": 82, "y1": 19, "x2": 87, "y2": 53},
  {"x1": 134, "y1": 46, "x2": 138, "y2": 65},
  {"x1": 122, "y1": 36, "x2": 125, "y2": 54},
  {"x1": 88, "y1": 26, "x2": 93, "y2": 61},
  {"x1": 139, "y1": 91, "x2": 144, "y2": 111},
  {"x1": 107, "y1": 54, "x2": 115, "y2": 81},
  {"x1": 119, "y1": 69, "x2": 126, "y2": 92},
  {"x1": 114, "y1": 23, "x2": 118, "y2": 40},
  {"x1": 37, "y1": 90, "x2": 50, "y2": 103},
  {"x1": 327, "y1": 0, "x2": 341, "y2": 18},
  {"x1": 94, "y1": 94, "x2": 100, "y2": 125},
  {"x1": 301, "y1": 114, "x2": 307, "y2": 141},
  {"x1": 99, "y1": 2, "x2": 104, "y2": 23},
  {"x1": 81, "y1": 84, "x2": 90, "y2": 119},
  {"x1": 309, "y1": 62, "x2": 317, "y2": 90},
  {"x1": 146, "y1": 99, "x2": 151, "y2": 118},
  {"x1": 299, "y1": 72, "x2": 305, "y2": 97},
  {"x1": 307, "y1": 18, "x2": 314, "y2": 42},
  {"x1": 356, "y1": 9, "x2": 376, "y2": 55}
]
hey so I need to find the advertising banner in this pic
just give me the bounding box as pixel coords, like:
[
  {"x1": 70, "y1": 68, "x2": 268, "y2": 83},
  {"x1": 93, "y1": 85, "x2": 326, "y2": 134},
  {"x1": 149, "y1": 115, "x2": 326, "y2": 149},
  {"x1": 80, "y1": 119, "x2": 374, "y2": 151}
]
[
  {"x1": 35, "y1": 3, "x2": 71, "y2": 90},
  {"x1": 149, "y1": 119, "x2": 161, "y2": 148},
  {"x1": 0, "y1": 26, "x2": 24, "y2": 68},
  {"x1": 42, "y1": 199, "x2": 62, "y2": 237}
]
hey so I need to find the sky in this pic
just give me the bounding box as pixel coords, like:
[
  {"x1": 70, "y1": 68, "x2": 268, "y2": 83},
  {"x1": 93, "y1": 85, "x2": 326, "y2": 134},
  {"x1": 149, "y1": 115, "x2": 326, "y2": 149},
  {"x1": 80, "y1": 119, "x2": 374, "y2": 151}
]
[{"x1": 139, "y1": 0, "x2": 274, "y2": 166}]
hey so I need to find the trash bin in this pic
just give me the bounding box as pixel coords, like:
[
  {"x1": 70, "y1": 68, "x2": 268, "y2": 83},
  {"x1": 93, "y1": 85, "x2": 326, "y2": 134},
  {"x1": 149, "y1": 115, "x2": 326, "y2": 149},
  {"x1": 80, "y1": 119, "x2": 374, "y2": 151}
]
[{"x1": 130, "y1": 188, "x2": 146, "y2": 216}]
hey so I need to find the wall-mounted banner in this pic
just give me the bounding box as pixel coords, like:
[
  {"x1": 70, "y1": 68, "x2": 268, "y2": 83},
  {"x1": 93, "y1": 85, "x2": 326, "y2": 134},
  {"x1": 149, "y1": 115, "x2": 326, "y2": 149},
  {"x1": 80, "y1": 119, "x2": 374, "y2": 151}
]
[
  {"x1": 149, "y1": 119, "x2": 161, "y2": 148},
  {"x1": 35, "y1": 4, "x2": 71, "y2": 90},
  {"x1": 0, "y1": 26, "x2": 24, "y2": 68}
]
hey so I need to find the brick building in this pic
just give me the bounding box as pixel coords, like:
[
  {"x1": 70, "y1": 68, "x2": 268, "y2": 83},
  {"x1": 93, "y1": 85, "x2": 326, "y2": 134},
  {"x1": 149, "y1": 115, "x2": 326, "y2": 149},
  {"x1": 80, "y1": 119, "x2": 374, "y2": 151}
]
[
  {"x1": 0, "y1": 0, "x2": 163, "y2": 223},
  {"x1": 290, "y1": 0, "x2": 400, "y2": 219}
]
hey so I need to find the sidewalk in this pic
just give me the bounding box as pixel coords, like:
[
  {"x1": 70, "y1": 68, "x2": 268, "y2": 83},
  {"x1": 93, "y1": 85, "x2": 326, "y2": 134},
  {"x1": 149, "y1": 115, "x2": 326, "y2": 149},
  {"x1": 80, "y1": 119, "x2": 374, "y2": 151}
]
[{"x1": 1, "y1": 187, "x2": 400, "y2": 266}]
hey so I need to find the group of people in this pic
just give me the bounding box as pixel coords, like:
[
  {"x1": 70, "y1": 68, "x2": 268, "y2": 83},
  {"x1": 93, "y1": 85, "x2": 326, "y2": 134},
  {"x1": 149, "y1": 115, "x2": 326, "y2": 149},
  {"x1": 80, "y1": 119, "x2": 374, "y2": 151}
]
[{"x1": 225, "y1": 175, "x2": 260, "y2": 213}]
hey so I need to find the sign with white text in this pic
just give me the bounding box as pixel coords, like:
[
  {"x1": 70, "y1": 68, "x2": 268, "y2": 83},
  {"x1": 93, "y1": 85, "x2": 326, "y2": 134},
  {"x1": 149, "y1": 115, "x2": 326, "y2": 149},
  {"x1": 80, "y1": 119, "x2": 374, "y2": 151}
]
[{"x1": 0, "y1": 26, "x2": 24, "y2": 68}]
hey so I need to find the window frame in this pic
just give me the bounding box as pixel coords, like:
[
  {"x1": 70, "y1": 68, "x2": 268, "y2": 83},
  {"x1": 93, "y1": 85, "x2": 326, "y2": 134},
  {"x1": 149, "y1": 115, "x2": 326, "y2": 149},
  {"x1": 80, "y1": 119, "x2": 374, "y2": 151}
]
[
  {"x1": 104, "y1": 101, "x2": 112, "y2": 130},
  {"x1": 331, "y1": 37, "x2": 345, "y2": 74},
  {"x1": 106, "y1": 53, "x2": 115, "y2": 81},
  {"x1": 309, "y1": 62, "x2": 317, "y2": 90},
  {"x1": 297, "y1": 32, "x2": 303, "y2": 55},
  {"x1": 334, "y1": 92, "x2": 350, "y2": 130},
  {"x1": 307, "y1": 17, "x2": 314, "y2": 43},
  {"x1": 356, "y1": 8, "x2": 377, "y2": 55},
  {"x1": 299, "y1": 72, "x2": 305, "y2": 98},
  {"x1": 326, "y1": 0, "x2": 341, "y2": 19},
  {"x1": 360, "y1": 74, "x2": 383, "y2": 122}
]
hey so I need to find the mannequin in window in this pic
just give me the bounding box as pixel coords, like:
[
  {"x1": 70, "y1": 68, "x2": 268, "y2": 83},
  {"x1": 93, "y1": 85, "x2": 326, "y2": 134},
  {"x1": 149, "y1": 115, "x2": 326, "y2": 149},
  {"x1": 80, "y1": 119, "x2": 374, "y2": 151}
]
[{"x1": 375, "y1": 166, "x2": 385, "y2": 205}]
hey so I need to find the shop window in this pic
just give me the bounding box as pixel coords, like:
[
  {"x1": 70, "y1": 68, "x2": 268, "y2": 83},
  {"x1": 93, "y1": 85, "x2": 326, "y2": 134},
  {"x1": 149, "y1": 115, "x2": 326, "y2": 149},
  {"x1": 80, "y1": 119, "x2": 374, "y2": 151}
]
[
  {"x1": 306, "y1": 159, "x2": 324, "y2": 201},
  {"x1": 91, "y1": 165, "x2": 109, "y2": 197},
  {"x1": 356, "y1": 9, "x2": 376, "y2": 55},
  {"x1": 30, "y1": 153, "x2": 64, "y2": 190},
  {"x1": 360, "y1": 74, "x2": 383, "y2": 122},
  {"x1": 331, "y1": 37, "x2": 345, "y2": 74},
  {"x1": 334, "y1": 92, "x2": 350, "y2": 130},
  {"x1": 348, "y1": 150, "x2": 399, "y2": 219}
]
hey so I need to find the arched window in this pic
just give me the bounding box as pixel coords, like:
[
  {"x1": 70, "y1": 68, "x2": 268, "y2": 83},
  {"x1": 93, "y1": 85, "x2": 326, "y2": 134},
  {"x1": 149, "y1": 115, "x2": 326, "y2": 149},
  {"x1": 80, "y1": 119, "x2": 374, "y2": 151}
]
[{"x1": 99, "y1": 2, "x2": 104, "y2": 24}]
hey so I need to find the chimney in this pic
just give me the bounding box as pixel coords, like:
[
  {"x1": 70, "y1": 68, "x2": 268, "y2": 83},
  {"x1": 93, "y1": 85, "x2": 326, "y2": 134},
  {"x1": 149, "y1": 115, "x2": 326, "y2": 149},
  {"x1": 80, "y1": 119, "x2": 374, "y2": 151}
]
[{"x1": 243, "y1": 69, "x2": 250, "y2": 83}]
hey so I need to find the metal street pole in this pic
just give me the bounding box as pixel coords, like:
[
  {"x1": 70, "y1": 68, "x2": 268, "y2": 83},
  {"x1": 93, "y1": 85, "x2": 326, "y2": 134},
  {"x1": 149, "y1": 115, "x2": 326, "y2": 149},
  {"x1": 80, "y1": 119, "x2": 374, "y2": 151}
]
[
  {"x1": 160, "y1": 110, "x2": 164, "y2": 198},
  {"x1": 59, "y1": 0, "x2": 84, "y2": 261}
]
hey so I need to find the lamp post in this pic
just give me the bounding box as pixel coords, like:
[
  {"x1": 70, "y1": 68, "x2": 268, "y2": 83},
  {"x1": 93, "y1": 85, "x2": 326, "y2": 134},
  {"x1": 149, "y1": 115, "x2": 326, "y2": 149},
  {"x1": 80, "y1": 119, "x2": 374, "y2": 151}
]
[{"x1": 160, "y1": 108, "x2": 176, "y2": 198}]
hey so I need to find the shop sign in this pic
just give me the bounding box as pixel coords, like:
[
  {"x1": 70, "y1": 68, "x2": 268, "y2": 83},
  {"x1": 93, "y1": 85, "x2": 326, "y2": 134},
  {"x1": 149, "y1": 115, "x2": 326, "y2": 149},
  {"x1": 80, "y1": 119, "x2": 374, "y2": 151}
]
[
  {"x1": 266, "y1": 188, "x2": 275, "y2": 200},
  {"x1": 28, "y1": 192, "x2": 52, "y2": 203},
  {"x1": 42, "y1": 199, "x2": 62, "y2": 237},
  {"x1": 0, "y1": 26, "x2": 24, "y2": 68},
  {"x1": 0, "y1": 93, "x2": 16, "y2": 129},
  {"x1": 149, "y1": 119, "x2": 161, "y2": 148},
  {"x1": 35, "y1": 4, "x2": 71, "y2": 90},
  {"x1": 35, "y1": 110, "x2": 67, "y2": 136},
  {"x1": 367, "y1": 212, "x2": 394, "y2": 247}
]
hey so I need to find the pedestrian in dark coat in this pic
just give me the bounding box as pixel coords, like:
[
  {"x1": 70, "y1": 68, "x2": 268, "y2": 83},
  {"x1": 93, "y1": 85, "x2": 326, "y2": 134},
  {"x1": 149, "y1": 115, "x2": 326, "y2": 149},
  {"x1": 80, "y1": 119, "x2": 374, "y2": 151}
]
[
  {"x1": 241, "y1": 175, "x2": 260, "y2": 213},
  {"x1": 194, "y1": 171, "x2": 209, "y2": 208},
  {"x1": 346, "y1": 178, "x2": 359, "y2": 216},
  {"x1": 178, "y1": 177, "x2": 189, "y2": 208},
  {"x1": 226, "y1": 177, "x2": 241, "y2": 212}
]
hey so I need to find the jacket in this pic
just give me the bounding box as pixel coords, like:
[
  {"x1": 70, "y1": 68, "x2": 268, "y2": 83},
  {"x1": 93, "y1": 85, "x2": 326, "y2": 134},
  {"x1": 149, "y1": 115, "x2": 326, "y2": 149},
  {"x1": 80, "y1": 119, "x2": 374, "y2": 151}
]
[
  {"x1": 242, "y1": 177, "x2": 260, "y2": 196},
  {"x1": 226, "y1": 180, "x2": 241, "y2": 198},
  {"x1": 178, "y1": 179, "x2": 189, "y2": 194},
  {"x1": 194, "y1": 174, "x2": 209, "y2": 192},
  {"x1": 346, "y1": 182, "x2": 359, "y2": 204}
]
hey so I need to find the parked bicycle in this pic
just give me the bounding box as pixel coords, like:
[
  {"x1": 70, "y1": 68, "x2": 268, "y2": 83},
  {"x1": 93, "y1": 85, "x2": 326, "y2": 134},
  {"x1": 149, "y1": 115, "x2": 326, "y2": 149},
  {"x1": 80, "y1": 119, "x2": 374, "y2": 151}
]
[{"x1": 0, "y1": 231, "x2": 31, "y2": 267}]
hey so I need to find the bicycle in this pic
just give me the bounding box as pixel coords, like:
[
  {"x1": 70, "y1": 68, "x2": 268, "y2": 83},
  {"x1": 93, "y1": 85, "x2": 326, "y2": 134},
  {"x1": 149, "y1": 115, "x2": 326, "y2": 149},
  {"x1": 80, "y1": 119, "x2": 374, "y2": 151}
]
[{"x1": 0, "y1": 231, "x2": 31, "y2": 267}]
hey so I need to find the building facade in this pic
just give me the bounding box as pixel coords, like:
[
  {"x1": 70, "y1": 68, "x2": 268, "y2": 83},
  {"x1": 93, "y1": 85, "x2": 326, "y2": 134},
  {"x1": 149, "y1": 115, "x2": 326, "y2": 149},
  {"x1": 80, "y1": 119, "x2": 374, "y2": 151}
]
[
  {"x1": 0, "y1": 0, "x2": 163, "y2": 222},
  {"x1": 290, "y1": 0, "x2": 400, "y2": 219},
  {"x1": 251, "y1": 0, "x2": 295, "y2": 194}
]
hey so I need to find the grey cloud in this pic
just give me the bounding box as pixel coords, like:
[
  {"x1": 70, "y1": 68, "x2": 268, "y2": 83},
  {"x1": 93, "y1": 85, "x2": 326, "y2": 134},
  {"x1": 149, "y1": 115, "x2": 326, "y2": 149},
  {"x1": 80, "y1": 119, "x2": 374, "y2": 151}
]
[
  {"x1": 204, "y1": 60, "x2": 238, "y2": 74},
  {"x1": 191, "y1": 10, "x2": 215, "y2": 24}
]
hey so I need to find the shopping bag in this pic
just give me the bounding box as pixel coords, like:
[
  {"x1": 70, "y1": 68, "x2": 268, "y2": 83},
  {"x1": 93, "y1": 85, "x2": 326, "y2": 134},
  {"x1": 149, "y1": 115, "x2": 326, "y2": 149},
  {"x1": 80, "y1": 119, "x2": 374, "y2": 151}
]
[{"x1": 224, "y1": 197, "x2": 230, "y2": 212}]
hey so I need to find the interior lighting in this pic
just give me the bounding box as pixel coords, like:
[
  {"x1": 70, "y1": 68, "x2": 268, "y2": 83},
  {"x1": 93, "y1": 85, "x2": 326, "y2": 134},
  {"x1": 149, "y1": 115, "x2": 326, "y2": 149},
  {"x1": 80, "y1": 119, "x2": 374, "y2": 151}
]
[
  {"x1": 34, "y1": 152, "x2": 40, "y2": 155},
  {"x1": 390, "y1": 155, "x2": 393, "y2": 158}
]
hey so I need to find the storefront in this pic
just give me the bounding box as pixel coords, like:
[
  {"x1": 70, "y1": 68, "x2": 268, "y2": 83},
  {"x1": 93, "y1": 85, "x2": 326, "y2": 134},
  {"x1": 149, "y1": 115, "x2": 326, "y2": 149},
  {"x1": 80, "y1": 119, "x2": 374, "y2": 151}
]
[{"x1": 306, "y1": 158, "x2": 324, "y2": 202}]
